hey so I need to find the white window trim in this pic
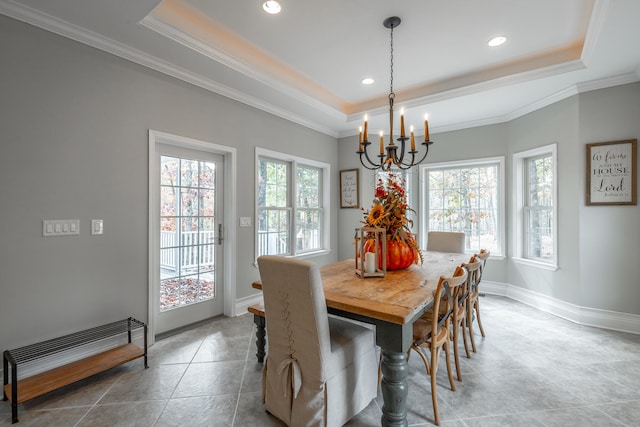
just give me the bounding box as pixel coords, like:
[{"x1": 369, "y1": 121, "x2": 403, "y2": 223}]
[
  {"x1": 513, "y1": 143, "x2": 558, "y2": 270},
  {"x1": 419, "y1": 156, "x2": 506, "y2": 257},
  {"x1": 255, "y1": 147, "x2": 331, "y2": 261}
]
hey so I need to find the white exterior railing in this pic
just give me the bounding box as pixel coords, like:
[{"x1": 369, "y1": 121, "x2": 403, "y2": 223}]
[{"x1": 161, "y1": 230, "x2": 216, "y2": 271}]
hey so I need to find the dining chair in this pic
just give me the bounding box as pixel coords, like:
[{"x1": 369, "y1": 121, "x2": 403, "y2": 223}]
[
  {"x1": 426, "y1": 231, "x2": 465, "y2": 253},
  {"x1": 467, "y1": 250, "x2": 490, "y2": 351},
  {"x1": 257, "y1": 256, "x2": 378, "y2": 427},
  {"x1": 450, "y1": 260, "x2": 476, "y2": 381},
  {"x1": 410, "y1": 266, "x2": 468, "y2": 426},
  {"x1": 458, "y1": 257, "x2": 481, "y2": 360}
]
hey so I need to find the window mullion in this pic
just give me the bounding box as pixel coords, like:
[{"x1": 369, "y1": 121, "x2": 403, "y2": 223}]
[{"x1": 290, "y1": 161, "x2": 297, "y2": 255}]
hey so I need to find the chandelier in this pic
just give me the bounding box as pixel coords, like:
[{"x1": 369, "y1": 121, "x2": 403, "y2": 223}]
[{"x1": 357, "y1": 17, "x2": 433, "y2": 171}]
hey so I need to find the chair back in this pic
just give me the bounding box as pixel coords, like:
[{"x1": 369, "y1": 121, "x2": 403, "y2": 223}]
[
  {"x1": 474, "y1": 249, "x2": 490, "y2": 285},
  {"x1": 416, "y1": 266, "x2": 468, "y2": 347},
  {"x1": 463, "y1": 257, "x2": 483, "y2": 298},
  {"x1": 257, "y1": 256, "x2": 330, "y2": 385},
  {"x1": 427, "y1": 231, "x2": 465, "y2": 253}
]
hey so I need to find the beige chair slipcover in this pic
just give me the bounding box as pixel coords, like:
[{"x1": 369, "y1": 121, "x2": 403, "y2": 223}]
[
  {"x1": 257, "y1": 256, "x2": 378, "y2": 427},
  {"x1": 426, "y1": 231, "x2": 466, "y2": 253}
]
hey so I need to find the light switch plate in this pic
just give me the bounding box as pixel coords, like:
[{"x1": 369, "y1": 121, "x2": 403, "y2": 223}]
[
  {"x1": 91, "y1": 219, "x2": 104, "y2": 235},
  {"x1": 43, "y1": 219, "x2": 80, "y2": 237},
  {"x1": 239, "y1": 217, "x2": 252, "y2": 227}
]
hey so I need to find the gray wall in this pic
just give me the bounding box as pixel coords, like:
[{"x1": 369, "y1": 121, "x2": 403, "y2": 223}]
[
  {"x1": 0, "y1": 16, "x2": 338, "y2": 350},
  {"x1": 578, "y1": 84, "x2": 640, "y2": 313},
  {"x1": 338, "y1": 83, "x2": 640, "y2": 316}
]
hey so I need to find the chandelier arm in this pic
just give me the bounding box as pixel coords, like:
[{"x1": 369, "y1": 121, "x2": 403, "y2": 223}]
[
  {"x1": 394, "y1": 137, "x2": 408, "y2": 165},
  {"x1": 406, "y1": 143, "x2": 432, "y2": 166},
  {"x1": 359, "y1": 155, "x2": 382, "y2": 170},
  {"x1": 361, "y1": 145, "x2": 383, "y2": 169}
]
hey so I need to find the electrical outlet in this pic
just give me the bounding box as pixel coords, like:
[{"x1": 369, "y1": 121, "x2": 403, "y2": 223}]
[{"x1": 91, "y1": 219, "x2": 104, "y2": 235}]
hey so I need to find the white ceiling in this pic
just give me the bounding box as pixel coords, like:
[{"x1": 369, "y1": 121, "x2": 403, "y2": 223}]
[{"x1": 2, "y1": 0, "x2": 639, "y2": 138}]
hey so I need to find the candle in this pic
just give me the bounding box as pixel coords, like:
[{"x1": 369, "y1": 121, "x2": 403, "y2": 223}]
[
  {"x1": 410, "y1": 125, "x2": 415, "y2": 151},
  {"x1": 363, "y1": 115, "x2": 368, "y2": 141},
  {"x1": 379, "y1": 131, "x2": 384, "y2": 154},
  {"x1": 358, "y1": 126, "x2": 363, "y2": 151},
  {"x1": 424, "y1": 114, "x2": 430, "y2": 142},
  {"x1": 400, "y1": 107, "x2": 405, "y2": 137},
  {"x1": 365, "y1": 252, "x2": 376, "y2": 273}
]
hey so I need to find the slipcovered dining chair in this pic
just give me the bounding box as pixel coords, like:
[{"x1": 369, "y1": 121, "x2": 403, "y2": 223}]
[
  {"x1": 426, "y1": 231, "x2": 465, "y2": 253},
  {"x1": 257, "y1": 256, "x2": 378, "y2": 427},
  {"x1": 410, "y1": 266, "x2": 468, "y2": 426},
  {"x1": 467, "y1": 250, "x2": 490, "y2": 351}
]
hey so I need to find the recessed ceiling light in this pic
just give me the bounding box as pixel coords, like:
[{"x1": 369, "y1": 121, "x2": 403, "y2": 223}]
[
  {"x1": 488, "y1": 35, "x2": 507, "y2": 47},
  {"x1": 362, "y1": 78, "x2": 374, "y2": 85},
  {"x1": 262, "y1": 1, "x2": 282, "y2": 14}
]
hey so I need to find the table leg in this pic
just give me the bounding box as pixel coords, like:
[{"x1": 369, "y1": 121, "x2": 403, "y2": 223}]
[
  {"x1": 253, "y1": 314, "x2": 266, "y2": 363},
  {"x1": 380, "y1": 348, "x2": 409, "y2": 427}
]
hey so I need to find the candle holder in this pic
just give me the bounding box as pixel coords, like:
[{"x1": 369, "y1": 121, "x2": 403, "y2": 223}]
[{"x1": 355, "y1": 227, "x2": 386, "y2": 278}]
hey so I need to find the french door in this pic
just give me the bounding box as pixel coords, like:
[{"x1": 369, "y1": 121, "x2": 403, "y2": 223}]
[{"x1": 153, "y1": 144, "x2": 224, "y2": 334}]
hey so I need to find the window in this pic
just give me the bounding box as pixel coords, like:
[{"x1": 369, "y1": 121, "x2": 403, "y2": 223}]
[
  {"x1": 256, "y1": 148, "x2": 330, "y2": 258},
  {"x1": 420, "y1": 157, "x2": 505, "y2": 255},
  {"x1": 514, "y1": 144, "x2": 557, "y2": 268},
  {"x1": 159, "y1": 155, "x2": 218, "y2": 311},
  {"x1": 376, "y1": 168, "x2": 415, "y2": 225}
]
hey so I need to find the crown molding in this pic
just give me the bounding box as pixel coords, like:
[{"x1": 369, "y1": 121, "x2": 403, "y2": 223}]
[
  {"x1": 582, "y1": 0, "x2": 610, "y2": 66},
  {"x1": 0, "y1": 0, "x2": 340, "y2": 137},
  {"x1": 140, "y1": 13, "x2": 346, "y2": 124}
]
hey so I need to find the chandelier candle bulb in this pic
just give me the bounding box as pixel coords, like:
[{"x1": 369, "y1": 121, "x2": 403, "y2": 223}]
[
  {"x1": 410, "y1": 125, "x2": 415, "y2": 151},
  {"x1": 424, "y1": 114, "x2": 430, "y2": 141},
  {"x1": 400, "y1": 108, "x2": 405, "y2": 137},
  {"x1": 379, "y1": 131, "x2": 384, "y2": 154},
  {"x1": 363, "y1": 115, "x2": 369, "y2": 141}
]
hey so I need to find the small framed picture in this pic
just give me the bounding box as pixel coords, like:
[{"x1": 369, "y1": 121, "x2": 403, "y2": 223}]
[
  {"x1": 586, "y1": 139, "x2": 637, "y2": 205},
  {"x1": 340, "y1": 169, "x2": 359, "y2": 208}
]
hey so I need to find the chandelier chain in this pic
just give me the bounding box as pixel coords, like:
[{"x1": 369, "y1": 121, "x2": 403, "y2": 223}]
[{"x1": 389, "y1": 23, "x2": 394, "y2": 95}]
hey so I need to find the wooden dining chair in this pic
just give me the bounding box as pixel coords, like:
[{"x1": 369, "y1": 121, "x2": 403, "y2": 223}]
[
  {"x1": 458, "y1": 258, "x2": 481, "y2": 360},
  {"x1": 467, "y1": 250, "x2": 490, "y2": 351},
  {"x1": 450, "y1": 261, "x2": 475, "y2": 381},
  {"x1": 426, "y1": 231, "x2": 465, "y2": 253},
  {"x1": 410, "y1": 266, "x2": 468, "y2": 426}
]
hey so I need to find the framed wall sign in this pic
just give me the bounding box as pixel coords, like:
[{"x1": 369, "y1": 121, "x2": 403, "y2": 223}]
[
  {"x1": 340, "y1": 169, "x2": 359, "y2": 208},
  {"x1": 586, "y1": 139, "x2": 637, "y2": 205}
]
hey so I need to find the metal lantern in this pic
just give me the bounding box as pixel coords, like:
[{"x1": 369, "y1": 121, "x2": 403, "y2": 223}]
[{"x1": 355, "y1": 226, "x2": 386, "y2": 278}]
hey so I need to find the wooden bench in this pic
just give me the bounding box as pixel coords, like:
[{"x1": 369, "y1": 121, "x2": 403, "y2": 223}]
[
  {"x1": 247, "y1": 303, "x2": 266, "y2": 363},
  {"x1": 3, "y1": 317, "x2": 147, "y2": 424}
]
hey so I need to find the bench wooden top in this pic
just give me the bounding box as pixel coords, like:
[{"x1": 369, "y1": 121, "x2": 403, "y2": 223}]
[
  {"x1": 252, "y1": 251, "x2": 470, "y2": 325},
  {"x1": 4, "y1": 343, "x2": 144, "y2": 405}
]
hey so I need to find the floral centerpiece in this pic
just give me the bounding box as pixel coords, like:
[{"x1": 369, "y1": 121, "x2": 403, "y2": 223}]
[{"x1": 361, "y1": 174, "x2": 423, "y2": 270}]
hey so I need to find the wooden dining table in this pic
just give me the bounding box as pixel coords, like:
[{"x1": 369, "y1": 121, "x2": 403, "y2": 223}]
[{"x1": 251, "y1": 251, "x2": 471, "y2": 427}]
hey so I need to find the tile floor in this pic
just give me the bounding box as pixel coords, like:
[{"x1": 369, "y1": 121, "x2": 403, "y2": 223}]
[{"x1": 2, "y1": 295, "x2": 640, "y2": 426}]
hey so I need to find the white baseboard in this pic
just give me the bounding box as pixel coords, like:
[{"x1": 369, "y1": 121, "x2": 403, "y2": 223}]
[
  {"x1": 235, "y1": 293, "x2": 263, "y2": 317},
  {"x1": 482, "y1": 280, "x2": 640, "y2": 335}
]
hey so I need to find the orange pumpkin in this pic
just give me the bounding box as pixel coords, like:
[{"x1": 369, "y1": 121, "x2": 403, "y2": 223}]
[{"x1": 363, "y1": 238, "x2": 418, "y2": 271}]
